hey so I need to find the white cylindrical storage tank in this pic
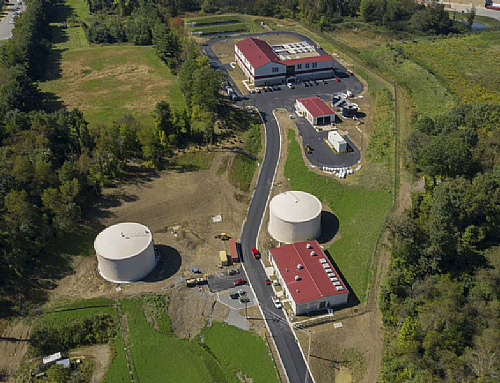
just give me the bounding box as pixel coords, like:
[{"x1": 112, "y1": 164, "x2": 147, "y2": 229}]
[
  {"x1": 94, "y1": 222, "x2": 156, "y2": 283},
  {"x1": 268, "y1": 191, "x2": 322, "y2": 243}
]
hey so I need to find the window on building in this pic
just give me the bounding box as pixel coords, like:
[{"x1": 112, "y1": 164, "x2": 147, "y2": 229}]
[
  {"x1": 297, "y1": 64, "x2": 302, "y2": 70},
  {"x1": 272, "y1": 67, "x2": 279, "y2": 73},
  {"x1": 312, "y1": 62, "x2": 317, "y2": 68},
  {"x1": 305, "y1": 63, "x2": 310, "y2": 69}
]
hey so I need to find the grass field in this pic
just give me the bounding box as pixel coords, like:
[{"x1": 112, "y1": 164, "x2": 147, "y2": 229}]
[
  {"x1": 35, "y1": 298, "x2": 116, "y2": 328},
  {"x1": 120, "y1": 297, "x2": 278, "y2": 383},
  {"x1": 201, "y1": 322, "x2": 280, "y2": 383},
  {"x1": 40, "y1": 0, "x2": 184, "y2": 127},
  {"x1": 285, "y1": 130, "x2": 392, "y2": 300},
  {"x1": 185, "y1": 14, "x2": 264, "y2": 35},
  {"x1": 362, "y1": 47, "x2": 456, "y2": 118},
  {"x1": 40, "y1": 45, "x2": 184, "y2": 127},
  {"x1": 102, "y1": 332, "x2": 130, "y2": 383},
  {"x1": 403, "y1": 30, "x2": 500, "y2": 104}
]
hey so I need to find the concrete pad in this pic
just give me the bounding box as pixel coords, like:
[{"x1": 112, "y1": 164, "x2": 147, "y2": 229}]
[{"x1": 225, "y1": 308, "x2": 250, "y2": 331}]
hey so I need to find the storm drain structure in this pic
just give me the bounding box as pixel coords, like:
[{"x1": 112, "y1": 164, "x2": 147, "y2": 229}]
[{"x1": 94, "y1": 222, "x2": 156, "y2": 283}]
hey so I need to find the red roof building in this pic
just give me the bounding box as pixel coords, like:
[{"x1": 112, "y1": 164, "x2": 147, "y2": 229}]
[
  {"x1": 295, "y1": 97, "x2": 336, "y2": 126},
  {"x1": 269, "y1": 240, "x2": 349, "y2": 315},
  {"x1": 234, "y1": 38, "x2": 335, "y2": 86}
]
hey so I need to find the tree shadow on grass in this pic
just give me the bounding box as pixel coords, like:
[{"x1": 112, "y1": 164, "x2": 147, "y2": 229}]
[{"x1": 142, "y1": 244, "x2": 182, "y2": 283}]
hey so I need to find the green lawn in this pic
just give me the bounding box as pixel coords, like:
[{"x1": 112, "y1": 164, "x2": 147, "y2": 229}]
[
  {"x1": 285, "y1": 130, "x2": 392, "y2": 300},
  {"x1": 102, "y1": 333, "x2": 130, "y2": 383},
  {"x1": 201, "y1": 323, "x2": 280, "y2": 383},
  {"x1": 121, "y1": 297, "x2": 221, "y2": 383}
]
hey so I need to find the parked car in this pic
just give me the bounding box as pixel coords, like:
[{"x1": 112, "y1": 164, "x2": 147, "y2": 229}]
[
  {"x1": 323, "y1": 80, "x2": 328, "y2": 85},
  {"x1": 227, "y1": 269, "x2": 238, "y2": 275},
  {"x1": 255, "y1": 88, "x2": 261, "y2": 93},
  {"x1": 239, "y1": 296, "x2": 250, "y2": 303},
  {"x1": 306, "y1": 145, "x2": 313, "y2": 154},
  {"x1": 233, "y1": 278, "x2": 246, "y2": 286},
  {"x1": 229, "y1": 291, "x2": 239, "y2": 299},
  {"x1": 287, "y1": 83, "x2": 294, "y2": 89},
  {"x1": 313, "y1": 81, "x2": 319, "y2": 86},
  {"x1": 335, "y1": 77, "x2": 340, "y2": 82},
  {"x1": 273, "y1": 296, "x2": 282, "y2": 309},
  {"x1": 304, "y1": 82, "x2": 310, "y2": 87},
  {"x1": 262, "y1": 87, "x2": 267, "y2": 92},
  {"x1": 265, "y1": 278, "x2": 271, "y2": 285},
  {"x1": 252, "y1": 248, "x2": 260, "y2": 259},
  {"x1": 267, "y1": 86, "x2": 273, "y2": 92}
]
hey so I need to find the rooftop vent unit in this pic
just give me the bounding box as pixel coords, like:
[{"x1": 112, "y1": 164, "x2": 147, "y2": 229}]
[
  {"x1": 336, "y1": 286, "x2": 344, "y2": 291},
  {"x1": 310, "y1": 251, "x2": 317, "y2": 256},
  {"x1": 319, "y1": 258, "x2": 327, "y2": 263},
  {"x1": 307, "y1": 243, "x2": 313, "y2": 249},
  {"x1": 322, "y1": 263, "x2": 329, "y2": 269},
  {"x1": 327, "y1": 272, "x2": 335, "y2": 277},
  {"x1": 333, "y1": 281, "x2": 341, "y2": 286},
  {"x1": 325, "y1": 268, "x2": 333, "y2": 273},
  {"x1": 295, "y1": 275, "x2": 301, "y2": 281},
  {"x1": 297, "y1": 263, "x2": 304, "y2": 269}
]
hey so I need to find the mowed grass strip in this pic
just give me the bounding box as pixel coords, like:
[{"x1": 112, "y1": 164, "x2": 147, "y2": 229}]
[
  {"x1": 39, "y1": 45, "x2": 184, "y2": 127},
  {"x1": 202, "y1": 323, "x2": 280, "y2": 383},
  {"x1": 102, "y1": 333, "x2": 130, "y2": 383},
  {"x1": 193, "y1": 23, "x2": 248, "y2": 36},
  {"x1": 285, "y1": 130, "x2": 392, "y2": 300},
  {"x1": 121, "y1": 298, "x2": 222, "y2": 383}
]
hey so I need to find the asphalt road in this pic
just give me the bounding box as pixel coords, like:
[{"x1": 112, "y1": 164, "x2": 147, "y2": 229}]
[
  {"x1": 0, "y1": 0, "x2": 25, "y2": 40},
  {"x1": 206, "y1": 32, "x2": 333, "y2": 383}
]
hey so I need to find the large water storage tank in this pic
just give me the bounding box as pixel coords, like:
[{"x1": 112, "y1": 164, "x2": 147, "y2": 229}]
[
  {"x1": 94, "y1": 222, "x2": 156, "y2": 283},
  {"x1": 268, "y1": 191, "x2": 322, "y2": 243}
]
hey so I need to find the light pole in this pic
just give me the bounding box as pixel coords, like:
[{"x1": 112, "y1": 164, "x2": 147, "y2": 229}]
[
  {"x1": 355, "y1": 125, "x2": 363, "y2": 154},
  {"x1": 304, "y1": 329, "x2": 313, "y2": 383}
]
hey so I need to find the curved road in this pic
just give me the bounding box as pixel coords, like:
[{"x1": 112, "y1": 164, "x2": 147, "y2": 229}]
[
  {"x1": 206, "y1": 32, "x2": 315, "y2": 383},
  {"x1": 205, "y1": 32, "x2": 362, "y2": 383}
]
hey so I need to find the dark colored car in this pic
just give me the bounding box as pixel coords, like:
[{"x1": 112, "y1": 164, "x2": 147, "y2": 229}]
[
  {"x1": 233, "y1": 278, "x2": 246, "y2": 286},
  {"x1": 252, "y1": 248, "x2": 260, "y2": 259},
  {"x1": 265, "y1": 278, "x2": 271, "y2": 285}
]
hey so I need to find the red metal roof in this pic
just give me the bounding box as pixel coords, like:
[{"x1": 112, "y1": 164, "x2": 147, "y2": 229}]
[
  {"x1": 297, "y1": 97, "x2": 334, "y2": 117},
  {"x1": 229, "y1": 238, "x2": 239, "y2": 262},
  {"x1": 269, "y1": 241, "x2": 348, "y2": 305},
  {"x1": 236, "y1": 38, "x2": 334, "y2": 69},
  {"x1": 235, "y1": 38, "x2": 280, "y2": 69}
]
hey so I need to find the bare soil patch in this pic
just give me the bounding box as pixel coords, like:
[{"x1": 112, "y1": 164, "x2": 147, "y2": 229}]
[
  {"x1": 0, "y1": 320, "x2": 31, "y2": 383},
  {"x1": 70, "y1": 345, "x2": 111, "y2": 383}
]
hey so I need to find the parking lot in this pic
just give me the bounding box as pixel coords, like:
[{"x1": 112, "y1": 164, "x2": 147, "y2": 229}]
[
  {"x1": 246, "y1": 72, "x2": 363, "y2": 168},
  {"x1": 0, "y1": 0, "x2": 25, "y2": 40}
]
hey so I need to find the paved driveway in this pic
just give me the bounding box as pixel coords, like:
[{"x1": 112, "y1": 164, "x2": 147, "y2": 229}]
[{"x1": 0, "y1": 0, "x2": 25, "y2": 40}]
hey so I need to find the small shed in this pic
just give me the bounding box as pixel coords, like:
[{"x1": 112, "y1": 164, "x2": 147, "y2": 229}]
[
  {"x1": 328, "y1": 131, "x2": 347, "y2": 153},
  {"x1": 295, "y1": 97, "x2": 335, "y2": 126},
  {"x1": 43, "y1": 352, "x2": 62, "y2": 367},
  {"x1": 228, "y1": 238, "x2": 239, "y2": 263},
  {"x1": 219, "y1": 250, "x2": 230, "y2": 266}
]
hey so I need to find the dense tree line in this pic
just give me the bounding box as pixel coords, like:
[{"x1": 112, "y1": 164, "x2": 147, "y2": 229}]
[
  {"x1": 380, "y1": 103, "x2": 500, "y2": 382},
  {"x1": 83, "y1": 0, "x2": 183, "y2": 70},
  {"x1": 0, "y1": 0, "x2": 229, "y2": 297}
]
